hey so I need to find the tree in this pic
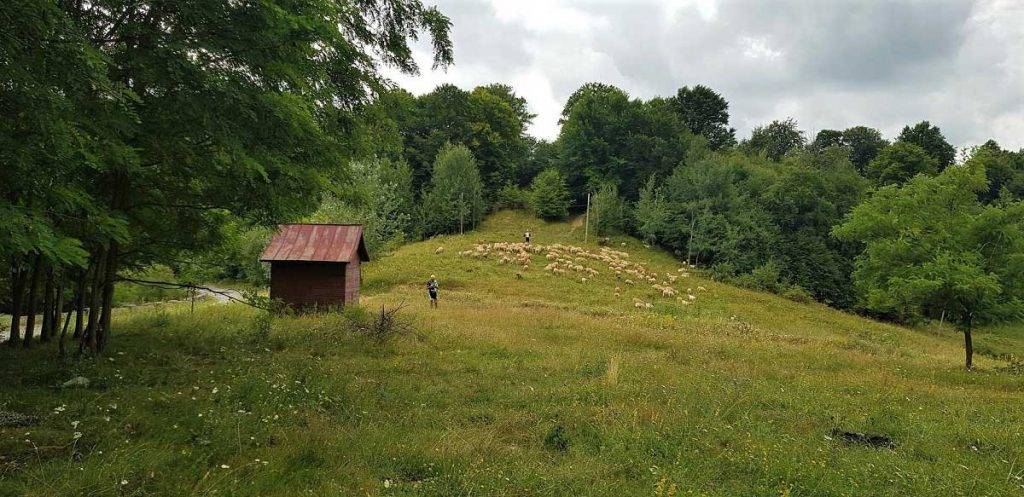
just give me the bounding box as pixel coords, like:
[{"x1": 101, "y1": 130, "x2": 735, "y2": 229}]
[
  {"x1": 559, "y1": 82, "x2": 626, "y2": 123},
  {"x1": 969, "y1": 141, "x2": 1024, "y2": 203},
  {"x1": 745, "y1": 118, "x2": 805, "y2": 162},
  {"x1": 528, "y1": 169, "x2": 571, "y2": 220},
  {"x1": 865, "y1": 142, "x2": 939, "y2": 186},
  {"x1": 556, "y1": 84, "x2": 700, "y2": 201},
  {"x1": 841, "y1": 126, "x2": 889, "y2": 174},
  {"x1": 811, "y1": 130, "x2": 845, "y2": 150},
  {"x1": 1, "y1": 0, "x2": 453, "y2": 352},
  {"x1": 633, "y1": 153, "x2": 778, "y2": 270},
  {"x1": 761, "y1": 151, "x2": 868, "y2": 306},
  {"x1": 670, "y1": 85, "x2": 736, "y2": 149},
  {"x1": 422, "y1": 144, "x2": 486, "y2": 235},
  {"x1": 308, "y1": 159, "x2": 418, "y2": 254},
  {"x1": 591, "y1": 183, "x2": 630, "y2": 235},
  {"x1": 834, "y1": 162, "x2": 1024, "y2": 369},
  {"x1": 373, "y1": 83, "x2": 533, "y2": 198},
  {"x1": 898, "y1": 121, "x2": 956, "y2": 169}
]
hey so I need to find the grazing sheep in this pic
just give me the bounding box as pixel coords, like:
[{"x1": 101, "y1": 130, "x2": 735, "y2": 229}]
[
  {"x1": 625, "y1": 279, "x2": 635, "y2": 285},
  {"x1": 435, "y1": 246, "x2": 444, "y2": 254}
]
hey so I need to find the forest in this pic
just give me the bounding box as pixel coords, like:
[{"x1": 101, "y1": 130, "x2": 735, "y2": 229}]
[{"x1": 2, "y1": 0, "x2": 1024, "y2": 369}]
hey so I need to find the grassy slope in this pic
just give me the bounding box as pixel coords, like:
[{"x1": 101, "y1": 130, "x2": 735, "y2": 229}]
[{"x1": 2, "y1": 210, "x2": 1023, "y2": 496}]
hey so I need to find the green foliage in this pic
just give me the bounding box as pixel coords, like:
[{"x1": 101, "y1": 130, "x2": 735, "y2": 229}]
[
  {"x1": 422, "y1": 144, "x2": 486, "y2": 235},
  {"x1": 591, "y1": 183, "x2": 630, "y2": 235},
  {"x1": 493, "y1": 184, "x2": 529, "y2": 210},
  {"x1": 811, "y1": 130, "x2": 845, "y2": 150},
  {"x1": 635, "y1": 148, "x2": 867, "y2": 307},
  {"x1": 835, "y1": 162, "x2": 1024, "y2": 331},
  {"x1": 670, "y1": 85, "x2": 737, "y2": 149},
  {"x1": 897, "y1": 121, "x2": 956, "y2": 169},
  {"x1": 634, "y1": 152, "x2": 778, "y2": 273},
  {"x1": 0, "y1": 0, "x2": 454, "y2": 348},
  {"x1": 114, "y1": 265, "x2": 189, "y2": 306},
  {"x1": 528, "y1": 170, "x2": 571, "y2": 220},
  {"x1": 970, "y1": 140, "x2": 1024, "y2": 203},
  {"x1": 841, "y1": 126, "x2": 889, "y2": 174},
  {"x1": 744, "y1": 118, "x2": 805, "y2": 161},
  {"x1": 866, "y1": 142, "x2": 940, "y2": 186},
  {"x1": 367, "y1": 84, "x2": 533, "y2": 198},
  {"x1": 556, "y1": 83, "x2": 703, "y2": 200},
  {"x1": 308, "y1": 159, "x2": 418, "y2": 255}
]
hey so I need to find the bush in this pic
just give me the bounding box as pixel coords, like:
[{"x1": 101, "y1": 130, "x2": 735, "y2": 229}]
[
  {"x1": 528, "y1": 169, "x2": 571, "y2": 220},
  {"x1": 494, "y1": 183, "x2": 528, "y2": 210},
  {"x1": 591, "y1": 182, "x2": 630, "y2": 235}
]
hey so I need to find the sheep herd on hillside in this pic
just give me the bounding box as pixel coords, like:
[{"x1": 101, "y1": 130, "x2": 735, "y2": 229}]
[{"x1": 454, "y1": 241, "x2": 706, "y2": 310}]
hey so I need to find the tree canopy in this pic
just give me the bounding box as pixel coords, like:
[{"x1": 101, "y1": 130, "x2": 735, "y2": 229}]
[
  {"x1": 834, "y1": 161, "x2": 1024, "y2": 368},
  {"x1": 670, "y1": 85, "x2": 736, "y2": 150},
  {"x1": 744, "y1": 118, "x2": 805, "y2": 162},
  {"x1": 897, "y1": 121, "x2": 956, "y2": 169}
]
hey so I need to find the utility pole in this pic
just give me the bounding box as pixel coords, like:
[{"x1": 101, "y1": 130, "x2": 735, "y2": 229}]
[{"x1": 584, "y1": 192, "x2": 591, "y2": 243}]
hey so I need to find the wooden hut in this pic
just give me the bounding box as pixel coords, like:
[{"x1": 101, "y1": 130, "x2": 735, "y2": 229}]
[{"x1": 259, "y1": 224, "x2": 369, "y2": 309}]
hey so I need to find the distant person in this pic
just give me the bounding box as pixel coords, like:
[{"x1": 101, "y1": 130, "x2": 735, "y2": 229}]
[
  {"x1": 524, "y1": 230, "x2": 531, "y2": 244},
  {"x1": 426, "y1": 275, "x2": 439, "y2": 308}
]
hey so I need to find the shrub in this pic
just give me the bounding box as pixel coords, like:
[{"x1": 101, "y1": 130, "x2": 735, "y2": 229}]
[
  {"x1": 591, "y1": 182, "x2": 630, "y2": 235},
  {"x1": 528, "y1": 169, "x2": 571, "y2": 220},
  {"x1": 494, "y1": 183, "x2": 528, "y2": 210}
]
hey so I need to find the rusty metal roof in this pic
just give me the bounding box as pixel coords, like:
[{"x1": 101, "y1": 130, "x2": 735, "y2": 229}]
[{"x1": 259, "y1": 224, "x2": 369, "y2": 263}]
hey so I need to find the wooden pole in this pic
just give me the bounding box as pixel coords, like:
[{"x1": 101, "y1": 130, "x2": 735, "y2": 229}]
[{"x1": 584, "y1": 192, "x2": 591, "y2": 244}]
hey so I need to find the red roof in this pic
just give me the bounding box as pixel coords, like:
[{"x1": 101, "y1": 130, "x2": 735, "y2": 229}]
[{"x1": 259, "y1": 224, "x2": 369, "y2": 263}]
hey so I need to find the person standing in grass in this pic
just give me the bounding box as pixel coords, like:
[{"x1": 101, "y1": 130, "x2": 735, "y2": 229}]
[
  {"x1": 524, "y1": 230, "x2": 531, "y2": 244},
  {"x1": 426, "y1": 275, "x2": 439, "y2": 308}
]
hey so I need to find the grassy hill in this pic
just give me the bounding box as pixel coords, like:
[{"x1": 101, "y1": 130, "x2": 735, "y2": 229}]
[{"x1": 2, "y1": 210, "x2": 1023, "y2": 496}]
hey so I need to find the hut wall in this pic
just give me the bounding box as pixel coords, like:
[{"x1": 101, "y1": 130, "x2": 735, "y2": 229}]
[{"x1": 269, "y1": 261, "x2": 348, "y2": 308}]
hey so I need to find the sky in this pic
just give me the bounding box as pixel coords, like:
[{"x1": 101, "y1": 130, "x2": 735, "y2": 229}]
[{"x1": 384, "y1": 0, "x2": 1024, "y2": 150}]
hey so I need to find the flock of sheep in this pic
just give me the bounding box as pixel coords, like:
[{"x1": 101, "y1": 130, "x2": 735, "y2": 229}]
[{"x1": 453, "y1": 241, "x2": 706, "y2": 310}]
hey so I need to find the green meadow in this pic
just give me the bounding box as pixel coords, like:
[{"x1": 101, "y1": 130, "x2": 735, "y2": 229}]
[{"x1": 2, "y1": 211, "x2": 1023, "y2": 496}]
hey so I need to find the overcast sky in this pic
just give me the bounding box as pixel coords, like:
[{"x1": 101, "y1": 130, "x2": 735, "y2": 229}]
[{"x1": 384, "y1": 0, "x2": 1024, "y2": 150}]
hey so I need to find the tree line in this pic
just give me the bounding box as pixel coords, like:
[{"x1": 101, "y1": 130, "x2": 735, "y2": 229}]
[{"x1": 314, "y1": 81, "x2": 1023, "y2": 369}]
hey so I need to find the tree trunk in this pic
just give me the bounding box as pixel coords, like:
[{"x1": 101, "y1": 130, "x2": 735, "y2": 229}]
[
  {"x1": 97, "y1": 242, "x2": 119, "y2": 352},
  {"x1": 40, "y1": 265, "x2": 54, "y2": 342},
  {"x1": 83, "y1": 247, "x2": 106, "y2": 353},
  {"x1": 54, "y1": 274, "x2": 67, "y2": 352},
  {"x1": 964, "y1": 320, "x2": 974, "y2": 371},
  {"x1": 73, "y1": 267, "x2": 87, "y2": 340},
  {"x1": 22, "y1": 253, "x2": 42, "y2": 348},
  {"x1": 6, "y1": 263, "x2": 25, "y2": 347},
  {"x1": 58, "y1": 277, "x2": 71, "y2": 357}
]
